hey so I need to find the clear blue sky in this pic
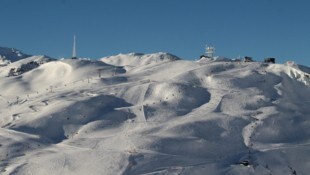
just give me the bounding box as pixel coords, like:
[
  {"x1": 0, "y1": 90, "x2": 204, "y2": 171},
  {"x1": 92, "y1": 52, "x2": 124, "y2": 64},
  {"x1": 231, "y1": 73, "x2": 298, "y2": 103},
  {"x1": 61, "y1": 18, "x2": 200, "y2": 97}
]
[{"x1": 1, "y1": 0, "x2": 310, "y2": 66}]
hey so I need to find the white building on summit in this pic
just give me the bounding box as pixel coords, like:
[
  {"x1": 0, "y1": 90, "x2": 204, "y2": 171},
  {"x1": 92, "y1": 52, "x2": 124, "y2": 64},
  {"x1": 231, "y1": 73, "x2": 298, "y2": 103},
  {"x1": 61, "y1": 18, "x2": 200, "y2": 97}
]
[
  {"x1": 200, "y1": 45, "x2": 215, "y2": 59},
  {"x1": 206, "y1": 45, "x2": 215, "y2": 58}
]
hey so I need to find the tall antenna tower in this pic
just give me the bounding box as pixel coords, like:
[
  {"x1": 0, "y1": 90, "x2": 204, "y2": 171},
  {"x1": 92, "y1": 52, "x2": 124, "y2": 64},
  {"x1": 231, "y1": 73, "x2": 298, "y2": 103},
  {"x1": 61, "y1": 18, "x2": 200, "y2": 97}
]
[
  {"x1": 72, "y1": 35, "x2": 77, "y2": 59},
  {"x1": 205, "y1": 45, "x2": 215, "y2": 58}
]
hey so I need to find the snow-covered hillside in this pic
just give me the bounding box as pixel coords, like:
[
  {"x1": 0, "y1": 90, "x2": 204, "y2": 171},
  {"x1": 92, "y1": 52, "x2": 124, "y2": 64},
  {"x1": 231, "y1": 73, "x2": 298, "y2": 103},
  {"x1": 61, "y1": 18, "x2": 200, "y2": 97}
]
[
  {"x1": 0, "y1": 52, "x2": 310, "y2": 175},
  {"x1": 101, "y1": 52, "x2": 180, "y2": 71}
]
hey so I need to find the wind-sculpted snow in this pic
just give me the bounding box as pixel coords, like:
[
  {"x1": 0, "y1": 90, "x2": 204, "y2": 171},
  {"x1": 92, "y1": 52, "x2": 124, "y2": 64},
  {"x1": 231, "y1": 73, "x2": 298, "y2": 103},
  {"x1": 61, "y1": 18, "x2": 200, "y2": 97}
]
[
  {"x1": 0, "y1": 55, "x2": 53, "y2": 78},
  {"x1": 142, "y1": 82, "x2": 211, "y2": 121},
  {"x1": 101, "y1": 52, "x2": 180, "y2": 71},
  {"x1": 10, "y1": 94, "x2": 132, "y2": 142},
  {"x1": 0, "y1": 52, "x2": 310, "y2": 175}
]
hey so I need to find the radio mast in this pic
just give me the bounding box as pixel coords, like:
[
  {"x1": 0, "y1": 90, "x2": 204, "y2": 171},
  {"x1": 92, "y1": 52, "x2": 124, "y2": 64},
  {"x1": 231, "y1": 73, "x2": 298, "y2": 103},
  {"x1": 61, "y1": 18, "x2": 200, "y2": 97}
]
[{"x1": 72, "y1": 35, "x2": 77, "y2": 59}]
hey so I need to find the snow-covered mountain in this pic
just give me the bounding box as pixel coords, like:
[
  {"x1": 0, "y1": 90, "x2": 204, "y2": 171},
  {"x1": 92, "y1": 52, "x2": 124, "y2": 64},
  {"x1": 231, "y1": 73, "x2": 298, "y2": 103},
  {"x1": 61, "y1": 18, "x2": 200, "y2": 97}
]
[
  {"x1": 101, "y1": 52, "x2": 180, "y2": 71},
  {"x1": 0, "y1": 51, "x2": 310, "y2": 175},
  {"x1": 0, "y1": 47, "x2": 31, "y2": 65}
]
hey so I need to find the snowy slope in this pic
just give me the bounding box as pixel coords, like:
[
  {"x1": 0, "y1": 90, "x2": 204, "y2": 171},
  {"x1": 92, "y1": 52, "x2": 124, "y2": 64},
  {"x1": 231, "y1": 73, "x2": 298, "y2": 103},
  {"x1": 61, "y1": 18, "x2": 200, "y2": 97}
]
[
  {"x1": 101, "y1": 52, "x2": 180, "y2": 71},
  {"x1": 0, "y1": 47, "x2": 31, "y2": 65},
  {"x1": 0, "y1": 52, "x2": 310, "y2": 175}
]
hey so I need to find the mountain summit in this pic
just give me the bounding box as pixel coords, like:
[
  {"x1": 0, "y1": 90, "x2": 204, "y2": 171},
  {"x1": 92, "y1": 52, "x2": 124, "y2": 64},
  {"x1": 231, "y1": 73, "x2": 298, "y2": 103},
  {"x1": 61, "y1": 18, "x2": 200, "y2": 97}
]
[
  {"x1": 0, "y1": 50, "x2": 309, "y2": 175},
  {"x1": 0, "y1": 47, "x2": 31, "y2": 65}
]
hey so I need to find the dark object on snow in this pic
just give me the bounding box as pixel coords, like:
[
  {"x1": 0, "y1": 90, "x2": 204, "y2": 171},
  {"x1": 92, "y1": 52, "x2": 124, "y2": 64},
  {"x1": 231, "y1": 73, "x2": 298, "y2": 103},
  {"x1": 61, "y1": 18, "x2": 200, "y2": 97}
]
[
  {"x1": 8, "y1": 68, "x2": 18, "y2": 76},
  {"x1": 244, "y1": 56, "x2": 253, "y2": 62},
  {"x1": 200, "y1": 55, "x2": 214, "y2": 59},
  {"x1": 240, "y1": 160, "x2": 250, "y2": 166},
  {"x1": 7, "y1": 61, "x2": 40, "y2": 76},
  {"x1": 200, "y1": 55, "x2": 208, "y2": 59},
  {"x1": 19, "y1": 61, "x2": 40, "y2": 72},
  {"x1": 264, "y1": 57, "x2": 275, "y2": 64}
]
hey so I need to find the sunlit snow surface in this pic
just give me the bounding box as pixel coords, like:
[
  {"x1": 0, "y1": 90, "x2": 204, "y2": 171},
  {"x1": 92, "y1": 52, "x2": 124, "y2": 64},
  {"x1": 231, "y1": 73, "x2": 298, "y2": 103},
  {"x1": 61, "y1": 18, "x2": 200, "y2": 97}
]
[{"x1": 0, "y1": 52, "x2": 310, "y2": 175}]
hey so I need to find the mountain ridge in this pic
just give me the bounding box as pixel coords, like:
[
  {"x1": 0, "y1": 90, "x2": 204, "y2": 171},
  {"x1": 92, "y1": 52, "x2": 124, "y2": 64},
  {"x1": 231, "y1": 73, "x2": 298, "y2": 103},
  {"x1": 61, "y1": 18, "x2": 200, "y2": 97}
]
[
  {"x1": 0, "y1": 50, "x2": 309, "y2": 175},
  {"x1": 0, "y1": 47, "x2": 31, "y2": 65}
]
